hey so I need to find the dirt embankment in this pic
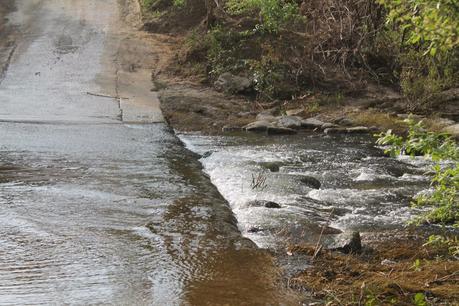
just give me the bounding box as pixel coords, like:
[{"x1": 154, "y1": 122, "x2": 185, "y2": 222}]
[{"x1": 136, "y1": 0, "x2": 457, "y2": 136}]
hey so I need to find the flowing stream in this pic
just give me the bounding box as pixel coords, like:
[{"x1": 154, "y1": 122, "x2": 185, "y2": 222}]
[{"x1": 179, "y1": 131, "x2": 432, "y2": 249}]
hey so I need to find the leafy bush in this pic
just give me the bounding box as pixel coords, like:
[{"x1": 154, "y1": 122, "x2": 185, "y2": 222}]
[
  {"x1": 376, "y1": 118, "x2": 458, "y2": 226},
  {"x1": 376, "y1": 0, "x2": 459, "y2": 107},
  {"x1": 172, "y1": 0, "x2": 185, "y2": 8},
  {"x1": 207, "y1": 27, "x2": 256, "y2": 77},
  {"x1": 225, "y1": 0, "x2": 301, "y2": 33},
  {"x1": 377, "y1": 0, "x2": 459, "y2": 56}
]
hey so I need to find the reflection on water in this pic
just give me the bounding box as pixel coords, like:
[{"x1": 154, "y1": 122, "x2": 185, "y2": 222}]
[
  {"x1": 179, "y1": 132, "x2": 431, "y2": 249},
  {"x1": 0, "y1": 123, "x2": 293, "y2": 305}
]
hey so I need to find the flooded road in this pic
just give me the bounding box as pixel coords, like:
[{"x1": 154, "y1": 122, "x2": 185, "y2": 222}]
[{"x1": 0, "y1": 1, "x2": 291, "y2": 305}]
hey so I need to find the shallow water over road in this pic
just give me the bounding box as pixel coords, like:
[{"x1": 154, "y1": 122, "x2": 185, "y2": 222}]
[{"x1": 0, "y1": 123, "x2": 287, "y2": 305}]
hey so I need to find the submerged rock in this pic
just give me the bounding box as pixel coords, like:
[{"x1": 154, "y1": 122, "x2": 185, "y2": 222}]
[
  {"x1": 298, "y1": 176, "x2": 321, "y2": 189},
  {"x1": 248, "y1": 227, "x2": 263, "y2": 233},
  {"x1": 246, "y1": 200, "x2": 282, "y2": 209},
  {"x1": 265, "y1": 201, "x2": 282, "y2": 208},
  {"x1": 201, "y1": 151, "x2": 213, "y2": 158},
  {"x1": 259, "y1": 162, "x2": 281, "y2": 172}
]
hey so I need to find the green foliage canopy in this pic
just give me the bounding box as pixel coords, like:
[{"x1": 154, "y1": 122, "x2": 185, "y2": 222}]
[{"x1": 378, "y1": 0, "x2": 459, "y2": 56}]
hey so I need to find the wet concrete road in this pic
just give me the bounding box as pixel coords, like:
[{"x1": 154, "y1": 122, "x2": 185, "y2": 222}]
[{"x1": 0, "y1": 1, "x2": 289, "y2": 304}]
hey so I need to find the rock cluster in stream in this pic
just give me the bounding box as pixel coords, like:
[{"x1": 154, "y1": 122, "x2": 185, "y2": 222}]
[{"x1": 223, "y1": 111, "x2": 372, "y2": 135}]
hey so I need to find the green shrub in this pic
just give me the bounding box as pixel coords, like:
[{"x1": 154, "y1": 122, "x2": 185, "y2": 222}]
[
  {"x1": 225, "y1": 0, "x2": 301, "y2": 33},
  {"x1": 248, "y1": 54, "x2": 293, "y2": 99},
  {"x1": 207, "y1": 26, "x2": 256, "y2": 77},
  {"x1": 172, "y1": 0, "x2": 185, "y2": 8},
  {"x1": 376, "y1": 118, "x2": 458, "y2": 226}
]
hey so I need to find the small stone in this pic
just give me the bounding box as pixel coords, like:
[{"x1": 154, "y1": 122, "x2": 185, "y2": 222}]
[
  {"x1": 248, "y1": 227, "x2": 263, "y2": 233},
  {"x1": 222, "y1": 125, "x2": 242, "y2": 132},
  {"x1": 243, "y1": 120, "x2": 273, "y2": 132},
  {"x1": 331, "y1": 231, "x2": 362, "y2": 254},
  {"x1": 301, "y1": 118, "x2": 325, "y2": 129},
  {"x1": 381, "y1": 259, "x2": 397, "y2": 266},
  {"x1": 346, "y1": 126, "x2": 369, "y2": 134},
  {"x1": 201, "y1": 151, "x2": 213, "y2": 158},
  {"x1": 246, "y1": 200, "x2": 281, "y2": 208},
  {"x1": 324, "y1": 127, "x2": 348, "y2": 135},
  {"x1": 321, "y1": 122, "x2": 339, "y2": 129}
]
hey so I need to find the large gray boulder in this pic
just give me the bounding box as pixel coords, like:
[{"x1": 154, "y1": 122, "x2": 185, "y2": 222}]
[
  {"x1": 298, "y1": 176, "x2": 321, "y2": 189},
  {"x1": 243, "y1": 121, "x2": 297, "y2": 135},
  {"x1": 214, "y1": 72, "x2": 252, "y2": 94}
]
